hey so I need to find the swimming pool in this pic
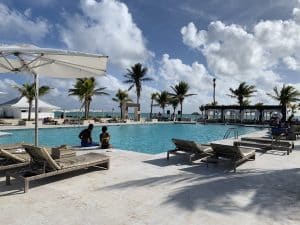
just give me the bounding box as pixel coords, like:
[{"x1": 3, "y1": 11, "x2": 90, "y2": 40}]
[{"x1": 0, "y1": 124, "x2": 263, "y2": 154}]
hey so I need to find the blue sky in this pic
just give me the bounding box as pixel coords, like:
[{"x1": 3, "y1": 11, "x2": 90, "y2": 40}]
[{"x1": 0, "y1": 0, "x2": 300, "y2": 113}]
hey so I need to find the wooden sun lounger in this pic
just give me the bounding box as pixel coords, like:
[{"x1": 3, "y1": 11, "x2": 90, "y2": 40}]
[
  {"x1": 205, "y1": 143, "x2": 255, "y2": 172},
  {"x1": 167, "y1": 138, "x2": 212, "y2": 163},
  {"x1": 234, "y1": 140, "x2": 291, "y2": 155},
  {"x1": 241, "y1": 137, "x2": 294, "y2": 148},
  {"x1": 0, "y1": 145, "x2": 30, "y2": 173},
  {"x1": 6, "y1": 145, "x2": 110, "y2": 193}
]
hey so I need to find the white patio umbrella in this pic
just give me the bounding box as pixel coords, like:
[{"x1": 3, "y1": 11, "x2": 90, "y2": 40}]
[{"x1": 0, "y1": 44, "x2": 108, "y2": 146}]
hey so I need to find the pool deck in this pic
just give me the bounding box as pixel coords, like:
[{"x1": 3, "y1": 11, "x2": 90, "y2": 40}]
[{"x1": 1, "y1": 130, "x2": 300, "y2": 225}]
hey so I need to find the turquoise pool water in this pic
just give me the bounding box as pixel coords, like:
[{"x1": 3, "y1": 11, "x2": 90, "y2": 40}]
[{"x1": 0, "y1": 124, "x2": 263, "y2": 154}]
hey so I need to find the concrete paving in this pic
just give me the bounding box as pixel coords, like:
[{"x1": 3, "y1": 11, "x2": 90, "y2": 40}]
[{"x1": 0, "y1": 130, "x2": 299, "y2": 225}]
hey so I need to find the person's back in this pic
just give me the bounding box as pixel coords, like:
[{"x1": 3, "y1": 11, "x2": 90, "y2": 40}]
[
  {"x1": 100, "y1": 126, "x2": 110, "y2": 149},
  {"x1": 79, "y1": 124, "x2": 94, "y2": 147}
]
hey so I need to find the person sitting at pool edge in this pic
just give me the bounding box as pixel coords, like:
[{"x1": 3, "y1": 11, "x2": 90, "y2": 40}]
[
  {"x1": 79, "y1": 124, "x2": 96, "y2": 147},
  {"x1": 100, "y1": 126, "x2": 111, "y2": 149}
]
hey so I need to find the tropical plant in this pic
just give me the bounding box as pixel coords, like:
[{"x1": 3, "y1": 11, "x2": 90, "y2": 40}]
[
  {"x1": 289, "y1": 103, "x2": 297, "y2": 114},
  {"x1": 267, "y1": 85, "x2": 300, "y2": 121},
  {"x1": 169, "y1": 81, "x2": 196, "y2": 118},
  {"x1": 199, "y1": 105, "x2": 205, "y2": 117},
  {"x1": 228, "y1": 82, "x2": 256, "y2": 120},
  {"x1": 14, "y1": 83, "x2": 50, "y2": 121},
  {"x1": 112, "y1": 89, "x2": 132, "y2": 119},
  {"x1": 170, "y1": 98, "x2": 179, "y2": 116},
  {"x1": 150, "y1": 92, "x2": 158, "y2": 119},
  {"x1": 228, "y1": 82, "x2": 257, "y2": 106},
  {"x1": 255, "y1": 103, "x2": 264, "y2": 123},
  {"x1": 155, "y1": 91, "x2": 169, "y2": 114},
  {"x1": 123, "y1": 63, "x2": 152, "y2": 105},
  {"x1": 68, "y1": 77, "x2": 109, "y2": 119}
]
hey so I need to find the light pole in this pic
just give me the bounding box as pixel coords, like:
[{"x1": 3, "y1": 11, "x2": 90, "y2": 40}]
[{"x1": 213, "y1": 78, "x2": 216, "y2": 119}]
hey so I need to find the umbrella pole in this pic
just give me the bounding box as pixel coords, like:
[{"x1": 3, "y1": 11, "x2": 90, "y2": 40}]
[{"x1": 34, "y1": 72, "x2": 39, "y2": 146}]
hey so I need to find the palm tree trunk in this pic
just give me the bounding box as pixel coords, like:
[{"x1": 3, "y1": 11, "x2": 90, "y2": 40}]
[
  {"x1": 240, "y1": 107, "x2": 242, "y2": 123},
  {"x1": 28, "y1": 101, "x2": 32, "y2": 121},
  {"x1": 87, "y1": 101, "x2": 91, "y2": 119},
  {"x1": 150, "y1": 100, "x2": 153, "y2": 119},
  {"x1": 173, "y1": 108, "x2": 176, "y2": 121},
  {"x1": 282, "y1": 105, "x2": 287, "y2": 122},
  {"x1": 137, "y1": 90, "x2": 140, "y2": 121},
  {"x1": 180, "y1": 103, "x2": 183, "y2": 119},
  {"x1": 120, "y1": 103, "x2": 123, "y2": 119},
  {"x1": 84, "y1": 100, "x2": 88, "y2": 119}
]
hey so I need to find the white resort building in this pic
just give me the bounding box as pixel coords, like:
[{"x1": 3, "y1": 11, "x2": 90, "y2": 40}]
[{"x1": 0, "y1": 96, "x2": 60, "y2": 119}]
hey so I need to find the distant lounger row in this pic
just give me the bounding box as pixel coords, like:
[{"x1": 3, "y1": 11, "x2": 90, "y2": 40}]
[{"x1": 167, "y1": 137, "x2": 294, "y2": 172}]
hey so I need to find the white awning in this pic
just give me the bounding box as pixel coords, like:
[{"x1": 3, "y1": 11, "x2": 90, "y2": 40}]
[{"x1": 0, "y1": 96, "x2": 60, "y2": 110}]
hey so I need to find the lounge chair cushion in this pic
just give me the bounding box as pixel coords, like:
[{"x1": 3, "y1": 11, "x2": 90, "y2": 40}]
[
  {"x1": 239, "y1": 148, "x2": 255, "y2": 157},
  {"x1": 56, "y1": 153, "x2": 108, "y2": 169},
  {"x1": 23, "y1": 145, "x2": 61, "y2": 170},
  {"x1": 210, "y1": 143, "x2": 244, "y2": 159},
  {"x1": 172, "y1": 139, "x2": 212, "y2": 153},
  {"x1": 0, "y1": 149, "x2": 26, "y2": 163}
]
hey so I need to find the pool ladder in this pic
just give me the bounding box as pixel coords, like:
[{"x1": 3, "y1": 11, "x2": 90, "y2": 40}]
[{"x1": 223, "y1": 128, "x2": 239, "y2": 139}]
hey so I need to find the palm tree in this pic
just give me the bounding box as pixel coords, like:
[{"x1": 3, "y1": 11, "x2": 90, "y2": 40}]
[
  {"x1": 199, "y1": 105, "x2": 205, "y2": 117},
  {"x1": 68, "y1": 77, "x2": 109, "y2": 119},
  {"x1": 112, "y1": 89, "x2": 132, "y2": 119},
  {"x1": 169, "y1": 81, "x2": 196, "y2": 119},
  {"x1": 255, "y1": 102, "x2": 264, "y2": 123},
  {"x1": 228, "y1": 82, "x2": 257, "y2": 121},
  {"x1": 155, "y1": 91, "x2": 169, "y2": 114},
  {"x1": 150, "y1": 92, "x2": 158, "y2": 119},
  {"x1": 123, "y1": 63, "x2": 152, "y2": 105},
  {"x1": 170, "y1": 98, "x2": 179, "y2": 120},
  {"x1": 14, "y1": 83, "x2": 50, "y2": 121},
  {"x1": 267, "y1": 85, "x2": 300, "y2": 121}
]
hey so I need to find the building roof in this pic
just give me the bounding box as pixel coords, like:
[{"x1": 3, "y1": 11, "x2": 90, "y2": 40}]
[
  {"x1": 0, "y1": 96, "x2": 60, "y2": 110},
  {"x1": 204, "y1": 105, "x2": 282, "y2": 111}
]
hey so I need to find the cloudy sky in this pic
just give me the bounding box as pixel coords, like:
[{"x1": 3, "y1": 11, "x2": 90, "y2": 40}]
[{"x1": 1, "y1": 0, "x2": 300, "y2": 113}]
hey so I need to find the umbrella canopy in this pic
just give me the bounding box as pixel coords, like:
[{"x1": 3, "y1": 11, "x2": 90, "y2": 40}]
[
  {"x1": 0, "y1": 44, "x2": 108, "y2": 145},
  {"x1": 0, "y1": 44, "x2": 108, "y2": 78}
]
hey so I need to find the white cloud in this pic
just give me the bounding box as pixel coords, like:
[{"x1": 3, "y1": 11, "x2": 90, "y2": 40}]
[
  {"x1": 179, "y1": 4, "x2": 300, "y2": 97},
  {"x1": 0, "y1": 3, "x2": 50, "y2": 41},
  {"x1": 60, "y1": 0, "x2": 153, "y2": 69},
  {"x1": 283, "y1": 56, "x2": 300, "y2": 70},
  {"x1": 159, "y1": 54, "x2": 212, "y2": 91},
  {"x1": 181, "y1": 22, "x2": 207, "y2": 49}
]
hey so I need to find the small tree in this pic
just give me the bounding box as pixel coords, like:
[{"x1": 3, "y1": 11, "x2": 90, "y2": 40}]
[
  {"x1": 199, "y1": 105, "x2": 205, "y2": 117},
  {"x1": 267, "y1": 85, "x2": 300, "y2": 121},
  {"x1": 169, "y1": 81, "x2": 196, "y2": 118},
  {"x1": 228, "y1": 82, "x2": 256, "y2": 121},
  {"x1": 14, "y1": 83, "x2": 50, "y2": 120},
  {"x1": 170, "y1": 98, "x2": 179, "y2": 121},
  {"x1": 155, "y1": 91, "x2": 169, "y2": 114},
  {"x1": 112, "y1": 89, "x2": 132, "y2": 119},
  {"x1": 150, "y1": 92, "x2": 158, "y2": 119},
  {"x1": 68, "y1": 77, "x2": 109, "y2": 119},
  {"x1": 124, "y1": 63, "x2": 152, "y2": 105}
]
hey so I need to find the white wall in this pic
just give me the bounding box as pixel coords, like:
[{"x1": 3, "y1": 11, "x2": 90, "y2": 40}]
[
  {"x1": 20, "y1": 112, "x2": 54, "y2": 119},
  {"x1": 0, "y1": 106, "x2": 54, "y2": 119}
]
